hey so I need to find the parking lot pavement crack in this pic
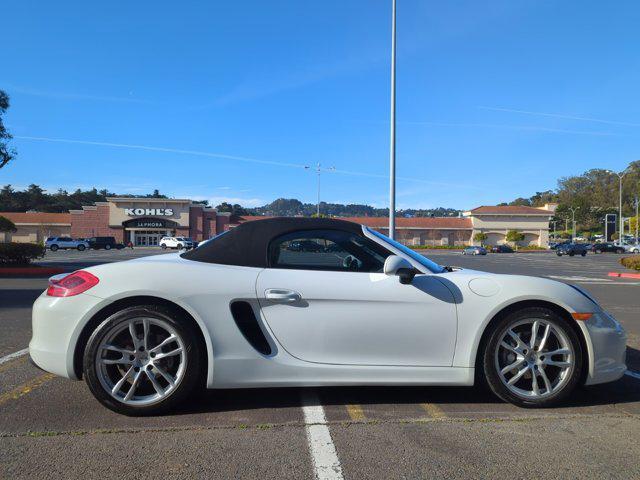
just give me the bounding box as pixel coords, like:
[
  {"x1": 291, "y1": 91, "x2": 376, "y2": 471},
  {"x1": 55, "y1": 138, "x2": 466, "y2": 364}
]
[{"x1": 1, "y1": 412, "x2": 637, "y2": 439}]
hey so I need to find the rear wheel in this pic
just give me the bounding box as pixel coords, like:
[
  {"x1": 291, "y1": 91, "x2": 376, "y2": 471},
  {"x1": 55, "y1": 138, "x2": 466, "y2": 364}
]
[
  {"x1": 77, "y1": 244, "x2": 86, "y2": 251},
  {"x1": 161, "y1": 244, "x2": 167, "y2": 250},
  {"x1": 482, "y1": 307, "x2": 583, "y2": 408},
  {"x1": 581, "y1": 251, "x2": 586, "y2": 257},
  {"x1": 83, "y1": 305, "x2": 203, "y2": 416},
  {"x1": 50, "y1": 244, "x2": 59, "y2": 251},
  {"x1": 104, "y1": 244, "x2": 112, "y2": 250}
]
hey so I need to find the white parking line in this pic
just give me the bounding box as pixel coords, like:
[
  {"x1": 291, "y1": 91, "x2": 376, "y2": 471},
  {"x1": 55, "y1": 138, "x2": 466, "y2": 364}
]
[
  {"x1": 302, "y1": 391, "x2": 344, "y2": 480},
  {"x1": 625, "y1": 370, "x2": 640, "y2": 380},
  {"x1": 0, "y1": 348, "x2": 29, "y2": 365}
]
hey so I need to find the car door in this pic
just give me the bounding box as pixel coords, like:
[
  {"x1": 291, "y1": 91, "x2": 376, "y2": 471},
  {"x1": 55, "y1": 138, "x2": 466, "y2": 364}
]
[{"x1": 255, "y1": 229, "x2": 458, "y2": 367}]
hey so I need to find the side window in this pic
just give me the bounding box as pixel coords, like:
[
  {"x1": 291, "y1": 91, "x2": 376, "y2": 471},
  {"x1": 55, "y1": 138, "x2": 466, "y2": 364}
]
[{"x1": 269, "y1": 229, "x2": 390, "y2": 272}]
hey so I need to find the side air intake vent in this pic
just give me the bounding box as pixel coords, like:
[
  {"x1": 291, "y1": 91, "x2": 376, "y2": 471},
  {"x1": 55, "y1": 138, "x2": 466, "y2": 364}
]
[{"x1": 229, "y1": 301, "x2": 272, "y2": 355}]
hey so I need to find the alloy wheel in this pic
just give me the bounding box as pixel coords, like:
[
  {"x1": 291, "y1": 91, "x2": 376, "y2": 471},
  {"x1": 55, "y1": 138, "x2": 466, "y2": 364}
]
[
  {"x1": 95, "y1": 317, "x2": 187, "y2": 406},
  {"x1": 494, "y1": 318, "x2": 574, "y2": 399}
]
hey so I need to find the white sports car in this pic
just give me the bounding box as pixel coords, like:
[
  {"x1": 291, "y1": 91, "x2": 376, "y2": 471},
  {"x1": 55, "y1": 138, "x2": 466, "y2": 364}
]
[{"x1": 30, "y1": 218, "x2": 627, "y2": 415}]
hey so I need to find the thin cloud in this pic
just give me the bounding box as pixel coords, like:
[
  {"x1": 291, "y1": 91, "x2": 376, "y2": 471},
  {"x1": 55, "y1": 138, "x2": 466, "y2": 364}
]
[
  {"x1": 6, "y1": 85, "x2": 151, "y2": 104},
  {"x1": 477, "y1": 106, "x2": 640, "y2": 128},
  {"x1": 15, "y1": 135, "x2": 482, "y2": 190},
  {"x1": 403, "y1": 121, "x2": 618, "y2": 136}
]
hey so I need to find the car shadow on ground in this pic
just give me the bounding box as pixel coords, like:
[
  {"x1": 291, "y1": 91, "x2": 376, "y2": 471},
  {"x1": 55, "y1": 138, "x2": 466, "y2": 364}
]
[{"x1": 168, "y1": 347, "x2": 640, "y2": 416}]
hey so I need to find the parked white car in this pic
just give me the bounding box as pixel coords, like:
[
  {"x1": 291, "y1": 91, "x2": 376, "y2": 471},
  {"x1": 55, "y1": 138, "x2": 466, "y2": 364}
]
[
  {"x1": 159, "y1": 236, "x2": 196, "y2": 250},
  {"x1": 624, "y1": 243, "x2": 640, "y2": 254},
  {"x1": 45, "y1": 237, "x2": 89, "y2": 251},
  {"x1": 30, "y1": 218, "x2": 627, "y2": 415}
]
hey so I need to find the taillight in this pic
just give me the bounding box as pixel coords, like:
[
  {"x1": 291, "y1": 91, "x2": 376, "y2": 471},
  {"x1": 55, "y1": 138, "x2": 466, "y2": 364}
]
[{"x1": 46, "y1": 271, "x2": 99, "y2": 297}]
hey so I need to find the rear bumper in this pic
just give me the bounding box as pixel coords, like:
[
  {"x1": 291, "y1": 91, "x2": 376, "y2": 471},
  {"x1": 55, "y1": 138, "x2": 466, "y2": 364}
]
[
  {"x1": 29, "y1": 292, "x2": 105, "y2": 380},
  {"x1": 582, "y1": 311, "x2": 627, "y2": 385}
]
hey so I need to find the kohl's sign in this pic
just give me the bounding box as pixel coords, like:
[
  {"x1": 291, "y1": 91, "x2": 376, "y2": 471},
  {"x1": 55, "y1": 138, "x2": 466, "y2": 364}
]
[{"x1": 124, "y1": 208, "x2": 174, "y2": 217}]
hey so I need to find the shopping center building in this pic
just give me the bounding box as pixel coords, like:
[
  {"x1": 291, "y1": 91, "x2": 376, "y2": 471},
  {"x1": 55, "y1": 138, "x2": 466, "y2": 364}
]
[{"x1": 0, "y1": 198, "x2": 557, "y2": 247}]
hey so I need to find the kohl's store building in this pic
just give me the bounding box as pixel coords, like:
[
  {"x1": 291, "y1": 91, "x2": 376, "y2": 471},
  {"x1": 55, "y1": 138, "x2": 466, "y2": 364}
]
[{"x1": 70, "y1": 198, "x2": 233, "y2": 246}]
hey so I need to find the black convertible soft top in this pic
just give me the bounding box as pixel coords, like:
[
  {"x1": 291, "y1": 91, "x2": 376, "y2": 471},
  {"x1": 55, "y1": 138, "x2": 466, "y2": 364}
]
[{"x1": 181, "y1": 217, "x2": 364, "y2": 268}]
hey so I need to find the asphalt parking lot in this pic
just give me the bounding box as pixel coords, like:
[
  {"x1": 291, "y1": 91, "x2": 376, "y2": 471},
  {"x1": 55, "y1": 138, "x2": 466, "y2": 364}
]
[{"x1": 1, "y1": 249, "x2": 639, "y2": 479}]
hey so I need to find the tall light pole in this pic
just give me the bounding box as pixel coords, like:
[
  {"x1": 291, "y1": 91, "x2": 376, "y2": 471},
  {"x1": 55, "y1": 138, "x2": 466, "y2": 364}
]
[
  {"x1": 388, "y1": 0, "x2": 397, "y2": 239},
  {"x1": 635, "y1": 194, "x2": 639, "y2": 243},
  {"x1": 568, "y1": 206, "x2": 579, "y2": 241},
  {"x1": 305, "y1": 163, "x2": 335, "y2": 217},
  {"x1": 606, "y1": 169, "x2": 630, "y2": 244}
]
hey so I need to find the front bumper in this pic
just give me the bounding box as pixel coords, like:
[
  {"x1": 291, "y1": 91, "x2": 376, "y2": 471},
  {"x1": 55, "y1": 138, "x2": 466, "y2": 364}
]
[
  {"x1": 29, "y1": 292, "x2": 105, "y2": 380},
  {"x1": 582, "y1": 311, "x2": 627, "y2": 385}
]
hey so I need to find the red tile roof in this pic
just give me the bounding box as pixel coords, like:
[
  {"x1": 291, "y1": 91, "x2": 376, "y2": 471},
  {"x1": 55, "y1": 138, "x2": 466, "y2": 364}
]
[
  {"x1": 0, "y1": 212, "x2": 72, "y2": 224},
  {"x1": 469, "y1": 206, "x2": 553, "y2": 215},
  {"x1": 233, "y1": 215, "x2": 472, "y2": 229}
]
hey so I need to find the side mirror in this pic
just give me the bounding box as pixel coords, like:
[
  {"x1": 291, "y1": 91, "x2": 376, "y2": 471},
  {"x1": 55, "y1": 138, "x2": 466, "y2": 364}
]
[{"x1": 383, "y1": 255, "x2": 417, "y2": 284}]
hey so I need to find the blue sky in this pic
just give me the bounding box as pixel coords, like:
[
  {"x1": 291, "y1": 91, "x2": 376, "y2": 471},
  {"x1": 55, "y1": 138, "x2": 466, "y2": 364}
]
[{"x1": 2, "y1": 0, "x2": 639, "y2": 210}]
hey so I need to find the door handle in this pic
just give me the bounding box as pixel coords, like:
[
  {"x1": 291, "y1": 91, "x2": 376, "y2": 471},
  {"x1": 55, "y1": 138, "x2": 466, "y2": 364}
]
[{"x1": 264, "y1": 288, "x2": 302, "y2": 303}]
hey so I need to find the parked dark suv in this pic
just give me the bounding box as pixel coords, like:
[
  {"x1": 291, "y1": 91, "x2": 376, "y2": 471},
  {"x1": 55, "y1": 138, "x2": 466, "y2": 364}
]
[
  {"x1": 88, "y1": 236, "x2": 123, "y2": 250},
  {"x1": 556, "y1": 243, "x2": 588, "y2": 257}
]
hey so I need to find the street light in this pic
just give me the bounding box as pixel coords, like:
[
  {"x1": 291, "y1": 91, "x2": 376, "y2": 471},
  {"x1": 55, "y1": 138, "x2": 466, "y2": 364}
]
[
  {"x1": 305, "y1": 163, "x2": 335, "y2": 217},
  {"x1": 388, "y1": 0, "x2": 397, "y2": 239},
  {"x1": 568, "y1": 206, "x2": 579, "y2": 241},
  {"x1": 606, "y1": 168, "x2": 630, "y2": 244}
]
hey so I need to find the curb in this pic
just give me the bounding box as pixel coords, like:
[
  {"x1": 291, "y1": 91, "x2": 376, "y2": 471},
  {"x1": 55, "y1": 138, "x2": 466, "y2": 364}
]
[
  {"x1": 608, "y1": 272, "x2": 640, "y2": 280},
  {"x1": 0, "y1": 267, "x2": 66, "y2": 277}
]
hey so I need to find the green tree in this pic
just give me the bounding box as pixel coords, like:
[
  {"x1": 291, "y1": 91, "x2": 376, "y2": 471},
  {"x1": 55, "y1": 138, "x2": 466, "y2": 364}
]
[
  {"x1": 506, "y1": 230, "x2": 525, "y2": 249},
  {"x1": 473, "y1": 232, "x2": 488, "y2": 246},
  {"x1": 0, "y1": 90, "x2": 16, "y2": 169},
  {"x1": 0, "y1": 215, "x2": 17, "y2": 233}
]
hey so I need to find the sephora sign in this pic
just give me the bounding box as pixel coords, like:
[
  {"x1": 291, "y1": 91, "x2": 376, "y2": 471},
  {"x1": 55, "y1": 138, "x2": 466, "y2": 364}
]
[{"x1": 124, "y1": 208, "x2": 174, "y2": 217}]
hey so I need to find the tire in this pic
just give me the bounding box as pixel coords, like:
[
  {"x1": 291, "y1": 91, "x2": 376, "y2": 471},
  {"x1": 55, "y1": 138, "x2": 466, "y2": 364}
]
[
  {"x1": 83, "y1": 304, "x2": 204, "y2": 416},
  {"x1": 77, "y1": 244, "x2": 86, "y2": 251},
  {"x1": 50, "y1": 244, "x2": 59, "y2": 252},
  {"x1": 161, "y1": 244, "x2": 167, "y2": 250},
  {"x1": 482, "y1": 307, "x2": 583, "y2": 408},
  {"x1": 177, "y1": 243, "x2": 183, "y2": 249},
  {"x1": 569, "y1": 251, "x2": 575, "y2": 257},
  {"x1": 556, "y1": 252, "x2": 562, "y2": 256},
  {"x1": 581, "y1": 251, "x2": 586, "y2": 257},
  {"x1": 104, "y1": 244, "x2": 112, "y2": 250},
  {"x1": 616, "y1": 248, "x2": 624, "y2": 254}
]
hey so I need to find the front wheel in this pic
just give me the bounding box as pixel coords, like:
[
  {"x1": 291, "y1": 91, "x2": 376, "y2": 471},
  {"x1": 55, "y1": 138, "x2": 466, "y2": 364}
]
[
  {"x1": 161, "y1": 244, "x2": 167, "y2": 250},
  {"x1": 482, "y1": 307, "x2": 583, "y2": 408},
  {"x1": 104, "y1": 244, "x2": 112, "y2": 250},
  {"x1": 83, "y1": 305, "x2": 203, "y2": 416},
  {"x1": 581, "y1": 251, "x2": 586, "y2": 257},
  {"x1": 50, "y1": 244, "x2": 59, "y2": 252},
  {"x1": 77, "y1": 244, "x2": 86, "y2": 251}
]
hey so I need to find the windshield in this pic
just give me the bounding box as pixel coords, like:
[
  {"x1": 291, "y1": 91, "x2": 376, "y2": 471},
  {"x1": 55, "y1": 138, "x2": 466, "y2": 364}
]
[{"x1": 365, "y1": 227, "x2": 446, "y2": 274}]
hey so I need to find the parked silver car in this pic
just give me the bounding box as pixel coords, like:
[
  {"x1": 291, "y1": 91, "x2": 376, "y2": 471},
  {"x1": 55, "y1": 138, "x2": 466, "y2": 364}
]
[{"x1": 45, "y1": 237, "x2": 89, "y2": 251}]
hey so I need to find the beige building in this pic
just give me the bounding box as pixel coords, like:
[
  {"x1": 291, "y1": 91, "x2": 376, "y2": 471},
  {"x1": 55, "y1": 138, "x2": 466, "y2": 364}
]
[
  {"x1": 464, "y1": 204, "x2": 557, "y2": 247},
  {"x1": 0, "y1": 212, "x2": 72, "y2": 243}
]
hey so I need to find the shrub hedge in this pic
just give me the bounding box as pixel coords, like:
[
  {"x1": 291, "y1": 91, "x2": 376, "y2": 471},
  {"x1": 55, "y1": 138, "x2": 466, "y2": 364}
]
[
  {"x1": 620, "y1": 256, "x2": 640, "y2": 271},
  {"x1": 0, "y1": 243, "x2": 46, "y2": 265}
]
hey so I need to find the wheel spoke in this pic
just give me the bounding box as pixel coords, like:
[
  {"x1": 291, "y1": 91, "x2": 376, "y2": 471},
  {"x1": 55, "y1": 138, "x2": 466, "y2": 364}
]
[
  {"x1": 128, "y1": 320, "x2": 140, "y2": 349},
  {"x1": 545, "y1": 348, "x2": 571, "y2": 357},
  {"x1": 538, "y1": 324, "x2": 551, "y2": 351},
  {"x1": 530, "y1": 320, "x2": 540, "y2": 349},
  {"x1": 508, "y1": 366, "x2": 529, "y2": 385},
  {"x1": 538, "y1": 366, "x2": 553, "y2": 393},
  {"x1": 501, "y1": 357, "x2": 525, "y2": 375},
  {"x1": 531, "y1": 369, "x2": 540, "y2": 396},
  {"x1": 143, "y1": 318, "x2": 150, "y2": 352},
  {"x1": 124, "y1": 370, "x2": 143, "y2": 401},
  {"x1": 154, "y1": 347, "x2": 183, "y2": 360},
  {"x1": 154, "y1": 365, "x2": 176, "y2": 387},
  {"x1": 100, "y1": 357, "x2": 132, "y2": 366},
  {"x1": 500, "y1": 341, "x2": 518, "y2": 354},
  {"x1": 544, "y1": 359, "x2": 571, "y2": 368},
  {"x1": 111, "y1": 366, "x2": 134, "y2": 395},
  {"x1": 146, "y1": 368, "x2": 165, "y2": 395},
  {"x1": 150, "y1": 335, "x2": 177, "y2": 353},
  {"x1": 100, "y1": 344, "x2": 134, "y2": 355}
]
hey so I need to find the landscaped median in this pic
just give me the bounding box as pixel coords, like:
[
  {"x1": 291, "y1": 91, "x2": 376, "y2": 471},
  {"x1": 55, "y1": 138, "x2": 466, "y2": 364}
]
[
  {"x1": 608, "y1": 256, "x2": 640, "y2": 280},
  {"x1": 0, "y1": 242, "x2": 65, "y2": 276}
]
